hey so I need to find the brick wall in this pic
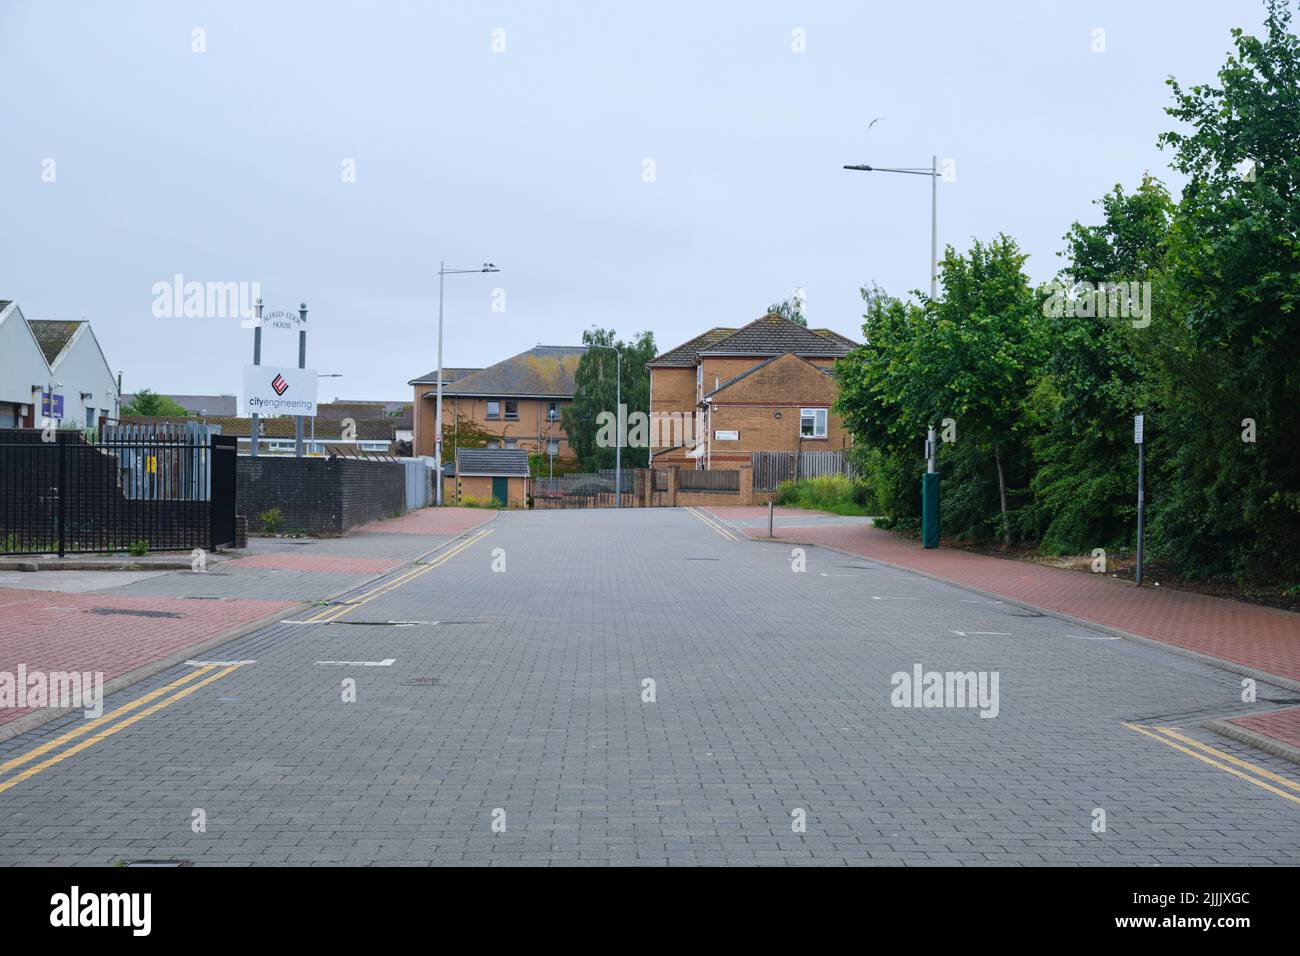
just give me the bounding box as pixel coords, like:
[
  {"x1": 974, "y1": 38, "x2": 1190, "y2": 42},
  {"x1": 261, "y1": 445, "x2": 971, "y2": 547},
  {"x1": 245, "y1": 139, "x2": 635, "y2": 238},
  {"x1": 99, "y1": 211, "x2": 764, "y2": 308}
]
[
  {"x1": 707, "y1": 353, "x2": 849, "y2": 463},
  {"x1": 412, "y1": 388, "x2": 575, "y2": 461},
  {"x1": 445, "y1": 473, "x2": 527, "y2": 508},
  {"x1": 649, "y1": 366, "x2": 697, "y2": 417},
  {"x1": 238, "y1": 456, "x2": 407, "y2": 534}
]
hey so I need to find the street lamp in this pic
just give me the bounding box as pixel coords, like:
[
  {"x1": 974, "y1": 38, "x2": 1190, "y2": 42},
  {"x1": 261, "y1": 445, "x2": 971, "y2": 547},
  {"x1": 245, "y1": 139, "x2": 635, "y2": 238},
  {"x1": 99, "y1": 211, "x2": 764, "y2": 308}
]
[
  {"x1": 586, "y1": 343, "x2": 623, "y2": 508},
  {"x1": 435, "y1": 261, "x2": 499, "y2": 505},
  {"x1": 312, "y1": 373, "x2": 343, "y2": 454},
  {"x1": 843, "y1": 156, "x2": 941, "y2": 301},
  {"x1": 846, "y1": 157, "x2": 945, "y2": 547}
]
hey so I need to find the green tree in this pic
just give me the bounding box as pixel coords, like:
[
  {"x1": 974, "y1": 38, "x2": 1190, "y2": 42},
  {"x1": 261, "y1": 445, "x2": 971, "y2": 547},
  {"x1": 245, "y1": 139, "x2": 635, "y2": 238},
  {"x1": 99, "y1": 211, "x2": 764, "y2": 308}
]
[
  {"x1": 1147, "y1": 0, "x2": 1300, "y2": 580},
  {"x1": 122, "y1": 389, "x2": 189, "y2": 417},
  {"x1": 560, "y1": 328, "x2": 657, "y2": 471},
  {"x1": 1030, "y1": 175, "x2": 1174, "y2": 553},
  {"x1": 443, "y1": 408, "x2": 496, "y2": 466},
  {"x1": 837, "y1": 238, "x2": 1045, "y2": 546},
  {"x1": 766, "y1": 293, "x2": 808, "y2": 326}
]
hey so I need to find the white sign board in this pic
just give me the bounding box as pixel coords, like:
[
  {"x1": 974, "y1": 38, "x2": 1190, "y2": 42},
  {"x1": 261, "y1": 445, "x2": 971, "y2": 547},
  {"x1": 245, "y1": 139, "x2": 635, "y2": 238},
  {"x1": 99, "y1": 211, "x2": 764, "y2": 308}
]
[
  {"x1": 1133, "y1": 414, "x2": 1144, "y2": 445},
  {"x1": 714, "y1": 430, "x2": 739, "y2": 441},
  {"x1": 243, "y1": 365, "x2": 319, "y2": 417},
  {"x1": 261, "y1": 308, "x2": 309, "y2": 333}
]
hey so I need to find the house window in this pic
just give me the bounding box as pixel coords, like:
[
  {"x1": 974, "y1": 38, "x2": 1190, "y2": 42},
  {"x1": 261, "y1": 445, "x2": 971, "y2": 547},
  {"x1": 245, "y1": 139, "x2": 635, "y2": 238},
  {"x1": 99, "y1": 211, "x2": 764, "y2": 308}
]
[
  {"x1": 546, "y1": 439, "x2": 559, "y2": 455},
  {"x1": 504, "y1": 439, "x2": 518, "y2": 449},
  {"x1": 486, "y1": 400, "x2": 501, "y2": 420},
  {"x1": 547, "y1": 401, "x2": 560, "y2": 421},
  {"x1": 800, "y1": 408, "x2": 828, "y2": 438},
  {"x1": 486, "y1": 439, "x2": 500, "y2": 449},
  {"x1": 504, "y1": 400, "x2": 519, "y2": 420}
]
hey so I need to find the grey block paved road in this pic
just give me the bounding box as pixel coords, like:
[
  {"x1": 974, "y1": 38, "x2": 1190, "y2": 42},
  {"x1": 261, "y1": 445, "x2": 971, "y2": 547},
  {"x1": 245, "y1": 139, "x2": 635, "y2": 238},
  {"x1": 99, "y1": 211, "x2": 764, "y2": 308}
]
[{"x1": 1, "y1": 507, "x2": 1298, "y2": 866}]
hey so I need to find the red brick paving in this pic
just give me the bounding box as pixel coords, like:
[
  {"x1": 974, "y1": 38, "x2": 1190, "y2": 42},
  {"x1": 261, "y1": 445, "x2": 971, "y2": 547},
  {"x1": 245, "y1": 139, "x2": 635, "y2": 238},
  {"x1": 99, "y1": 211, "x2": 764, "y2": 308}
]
[
  {"x1": 714, "y1": 515, "x2": 1300, "y2": 685},
  {"x1": 353, "y1": 506, "x2": 495, "y2": 536},
  {"x1": 226, "y1": 552, "x2": 402, "y2": 575},
  {"x1": 0, "y1": 587, "x2": 295, "y2": 725},
  {"x1": 1228, "y1": 707, "x2": 1300, "y2": 752}
]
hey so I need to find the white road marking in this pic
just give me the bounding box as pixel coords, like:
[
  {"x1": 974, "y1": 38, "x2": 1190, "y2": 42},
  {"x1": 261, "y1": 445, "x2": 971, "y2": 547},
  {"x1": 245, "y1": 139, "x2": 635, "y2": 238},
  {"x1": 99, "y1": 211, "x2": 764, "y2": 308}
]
[
  {"x1": 949, "y1": 630, "x2": 1012, "y2": 636},
  {"x1": 186, "y1": 659, "x2": 257, "y2": 666},
  {"x1": 871, "y1": 596, "x2": 917, "y2": 601},
  {"x1": 314, "y1": 658, "x2": 396, "y2": 666},
  {"x1": 1067, "y1": 633, "x2": 1120, "y2": 640}
]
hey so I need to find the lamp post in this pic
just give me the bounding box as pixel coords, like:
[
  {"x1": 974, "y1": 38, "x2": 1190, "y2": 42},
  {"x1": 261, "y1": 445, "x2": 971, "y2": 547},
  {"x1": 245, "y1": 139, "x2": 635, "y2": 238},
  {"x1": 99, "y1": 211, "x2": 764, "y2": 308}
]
[
  {"x1": 843, "y1": 156, "x2": 941, "y2": 301},
  {"x1": 435, "y1": 261, "x2": 499, "y2": 505},
  {"x1": 312, "y1": 373, "x2": 343, "y2": 454},
  {"x1": 586, "y1": 343, "x2": 623, "y2": 508},
  {"x1": 847, "y1": 156, "x2": 944, "y2": 547}
]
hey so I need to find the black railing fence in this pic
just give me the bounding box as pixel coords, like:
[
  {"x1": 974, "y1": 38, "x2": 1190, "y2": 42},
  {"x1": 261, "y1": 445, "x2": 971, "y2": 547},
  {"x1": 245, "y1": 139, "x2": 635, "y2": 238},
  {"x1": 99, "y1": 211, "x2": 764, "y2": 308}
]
[{"x1": 0, "y1": 428, "x2": 236, "y2": 555}]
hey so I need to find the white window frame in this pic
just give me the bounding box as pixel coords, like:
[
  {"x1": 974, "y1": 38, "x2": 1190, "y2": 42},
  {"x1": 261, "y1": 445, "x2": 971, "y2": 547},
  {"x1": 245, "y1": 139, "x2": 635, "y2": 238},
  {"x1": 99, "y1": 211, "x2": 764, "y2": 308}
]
[{"x1": 800, "y1": 407, "x2": 828, "y2": 439}]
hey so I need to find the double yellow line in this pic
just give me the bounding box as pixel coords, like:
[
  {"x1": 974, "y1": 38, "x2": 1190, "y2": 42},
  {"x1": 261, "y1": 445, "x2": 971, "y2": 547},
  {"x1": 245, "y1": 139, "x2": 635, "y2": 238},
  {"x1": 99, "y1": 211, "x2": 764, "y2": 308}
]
[
  {"x1": 1123, "y1": 722, "x2": 1300, "y2": 807},
  {"x1": 300, "y1": 528, "x2": 493, "y2": 625},
  {"x1": 0, "y1": 663, "x2": 246, "y2": 795},
  {"x1": 1, "y1": 529, "x2": 492, "y2": 796},
  {"x1": 686, "y1": 507, "x2": 740, "y2": 541}
]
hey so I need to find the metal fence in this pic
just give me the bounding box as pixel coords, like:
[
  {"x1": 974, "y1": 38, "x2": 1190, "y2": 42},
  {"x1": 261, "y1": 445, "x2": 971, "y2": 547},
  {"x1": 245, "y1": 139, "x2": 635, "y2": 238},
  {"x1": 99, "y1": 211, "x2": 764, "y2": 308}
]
[
  {"x1": 531, "y1": 467, "x2": 640, "y2": 509},
  {"x1": 677, "y1": 469, "x2": 739, "y2": 493},
  {"x1": 751, "y1": 450, "x2": 856, "y2": 491},
  {"x1": 0, "y1": 427, "x2": 236, "y2": 555},
  {"x1": 530, "y1": 490, "x2": 620, "y2": 509},
  {"x1": 532, "y1": 469, "x2": 634, "y2": 498},
  {"x1": 400, "y1": 458, "x2": 434, "y2": 510}
]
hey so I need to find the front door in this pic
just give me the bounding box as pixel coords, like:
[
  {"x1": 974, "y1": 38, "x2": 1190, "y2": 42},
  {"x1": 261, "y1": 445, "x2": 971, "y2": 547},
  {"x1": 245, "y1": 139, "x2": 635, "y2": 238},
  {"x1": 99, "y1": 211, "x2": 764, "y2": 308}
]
[{"x1": 492, "y1": 476, "x2": 508, "y2": 505}]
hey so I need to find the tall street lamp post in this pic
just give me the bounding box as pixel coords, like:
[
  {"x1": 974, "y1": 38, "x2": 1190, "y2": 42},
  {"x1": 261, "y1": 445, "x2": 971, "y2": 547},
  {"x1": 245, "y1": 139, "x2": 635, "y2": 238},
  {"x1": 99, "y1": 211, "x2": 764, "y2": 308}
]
[
  {"x1": 845, "y1": 156, "x2": 944, "y2": 545},
  {"x1": 843, "y1": 156, "x2": 941, "y2": 301},
  {"x1": 435, "y1": 261, "x2": 499, "y2": 505}
]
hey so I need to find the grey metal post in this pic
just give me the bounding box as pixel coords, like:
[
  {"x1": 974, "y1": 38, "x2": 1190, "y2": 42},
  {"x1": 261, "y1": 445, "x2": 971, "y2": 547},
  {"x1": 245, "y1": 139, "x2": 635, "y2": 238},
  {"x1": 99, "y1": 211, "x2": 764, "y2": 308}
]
[
  {"x1": 250, "y1": 298, "x2": 263, "y2": 458},
  {"x1": 615, "y1": 348, "x2": 622, "y2": 508},
  {"x1": 435, "y1": 261, "x2": 445, "y2": 505},
  {"x1": 295, "y1": 302, "x2": 307, "y2": 457},
  {"x1": 768, "y1": 499, "x2": 774, "y2": 538},
  {"x1": 1136, "y1": 412, "x2": 1146, "y2": 587},
  {"x1": 931, "y1": 155, "x2": 939, "y2": 301},
  {"x1": 927, "y1": 425, "x2": 938, "y2": 473}
]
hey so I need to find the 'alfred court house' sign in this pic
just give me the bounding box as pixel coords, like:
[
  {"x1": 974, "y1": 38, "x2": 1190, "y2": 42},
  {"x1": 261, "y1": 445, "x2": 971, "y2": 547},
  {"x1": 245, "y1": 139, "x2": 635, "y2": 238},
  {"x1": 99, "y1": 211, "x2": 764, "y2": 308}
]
[{"x1": 242, "y1": 364, "x2": 318, "y2": 416}]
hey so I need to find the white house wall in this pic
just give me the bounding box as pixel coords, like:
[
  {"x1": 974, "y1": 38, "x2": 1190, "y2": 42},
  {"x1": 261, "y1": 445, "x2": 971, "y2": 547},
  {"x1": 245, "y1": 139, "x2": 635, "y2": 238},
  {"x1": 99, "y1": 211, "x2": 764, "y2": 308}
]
[
  {"x1": 50, "y1": 326, "x2": 120, "y2": 427},
  {"x1": 0, "y1": 303, "x2": 51, "y2": 410}
]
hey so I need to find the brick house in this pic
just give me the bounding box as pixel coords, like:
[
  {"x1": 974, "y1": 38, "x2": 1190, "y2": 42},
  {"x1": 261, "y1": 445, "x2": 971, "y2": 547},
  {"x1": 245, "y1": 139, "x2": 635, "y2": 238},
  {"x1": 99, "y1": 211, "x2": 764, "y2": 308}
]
[
  {"x1": 447, "y1": 447, "x2": 530, "y2": 508},
  {"x1": 648, "y1": 314, "x2": 857, "y2": 469},
  {"x1": 408, "y1": 345, "x2": 586, "y2": 464}
]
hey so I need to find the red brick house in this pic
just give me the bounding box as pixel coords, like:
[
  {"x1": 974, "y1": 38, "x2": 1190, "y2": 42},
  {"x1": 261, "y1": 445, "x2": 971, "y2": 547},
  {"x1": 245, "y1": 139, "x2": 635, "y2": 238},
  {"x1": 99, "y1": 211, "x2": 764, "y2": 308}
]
[{"x1": 647, "y1": 314, "x2": 857, "y2": 469}]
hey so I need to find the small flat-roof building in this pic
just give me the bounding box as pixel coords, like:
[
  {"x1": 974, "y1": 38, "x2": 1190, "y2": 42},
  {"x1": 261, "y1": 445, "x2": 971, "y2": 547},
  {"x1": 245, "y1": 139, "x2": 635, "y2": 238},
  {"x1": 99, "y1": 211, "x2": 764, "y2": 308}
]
[{"x1": 450, "y1": 447, "x2": 530, "y2": 508}]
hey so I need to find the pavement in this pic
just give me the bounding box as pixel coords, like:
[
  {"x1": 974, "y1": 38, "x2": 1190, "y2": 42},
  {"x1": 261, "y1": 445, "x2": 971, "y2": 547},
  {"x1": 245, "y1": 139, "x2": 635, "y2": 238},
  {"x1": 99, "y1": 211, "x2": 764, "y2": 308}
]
[
  {"x1": 0, "y1": 507, "x2": 497, "y2": 734},
  {"x1": 1, "y1": 505, "x2": 1298, "y2": 866},
  {"x1": 707, "y1": 506, "x2": 1300, "y2": 770}
]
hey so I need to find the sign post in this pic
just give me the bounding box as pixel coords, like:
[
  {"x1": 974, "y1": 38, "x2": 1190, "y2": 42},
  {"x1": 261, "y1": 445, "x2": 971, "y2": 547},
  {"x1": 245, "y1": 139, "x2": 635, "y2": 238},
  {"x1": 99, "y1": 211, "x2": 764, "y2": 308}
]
[
  {"x1": 921, "y1": 424, "x2": 940, "y2": 549},
  {"x1": 250, "y1": 299, "x2": 263, "y2": 458},
  {"x1": 294, "y1": 303, "x2": 308, "y2": 457},
  {"x1": 1134, "y1": 412, "x2": 1145, "y2": 587}
]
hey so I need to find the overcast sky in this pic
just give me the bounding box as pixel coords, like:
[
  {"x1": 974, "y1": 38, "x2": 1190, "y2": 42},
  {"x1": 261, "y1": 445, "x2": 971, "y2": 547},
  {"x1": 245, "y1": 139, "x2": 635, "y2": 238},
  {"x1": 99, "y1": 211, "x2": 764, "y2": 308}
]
[{"x1": 0, "y1": 0, "x2": 1271, "y2": 401}]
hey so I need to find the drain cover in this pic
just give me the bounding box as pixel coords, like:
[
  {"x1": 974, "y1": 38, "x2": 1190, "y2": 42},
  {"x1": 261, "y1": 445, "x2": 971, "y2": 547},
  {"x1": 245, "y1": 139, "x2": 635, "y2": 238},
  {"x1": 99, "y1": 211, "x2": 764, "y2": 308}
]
[
  {"x1": 91, "y1": 608, "x2": 183, "y2": 619},
  {"x1": 121, "y1": 860, "x2": 192, "y2": 867}
]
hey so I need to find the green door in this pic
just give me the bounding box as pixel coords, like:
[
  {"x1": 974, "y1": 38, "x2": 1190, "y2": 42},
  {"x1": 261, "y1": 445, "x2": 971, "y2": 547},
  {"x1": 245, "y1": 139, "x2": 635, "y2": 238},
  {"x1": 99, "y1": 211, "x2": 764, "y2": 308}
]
[{"x1": 492, "y1": 476, "x2": 509, "y2": 506}]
